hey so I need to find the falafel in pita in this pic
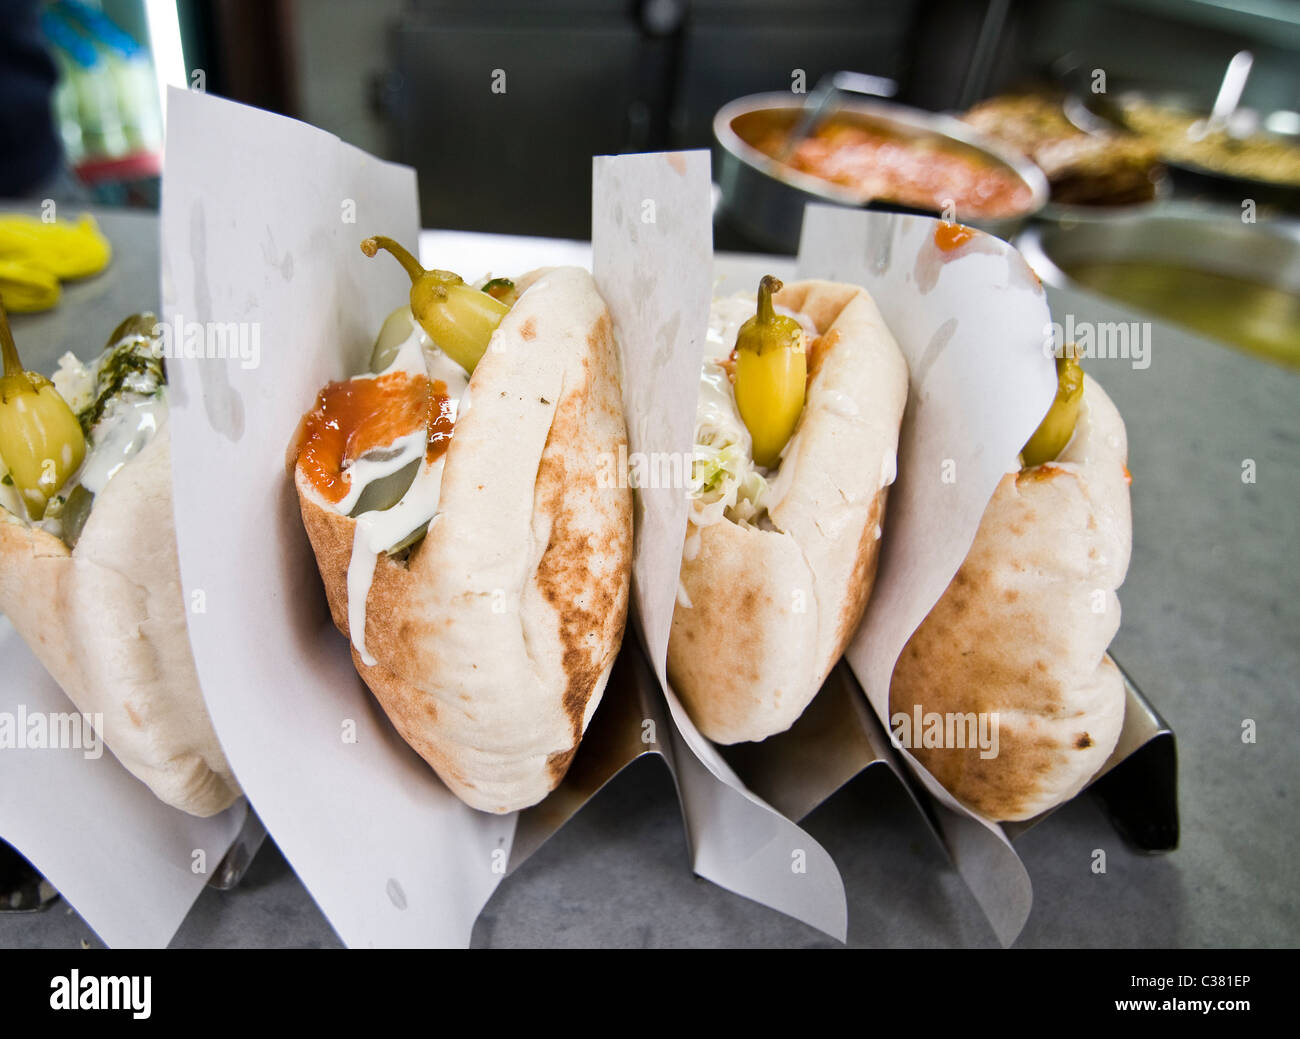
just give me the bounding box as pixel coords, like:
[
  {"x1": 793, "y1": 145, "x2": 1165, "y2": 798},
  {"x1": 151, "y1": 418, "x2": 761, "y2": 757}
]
[
  {"x1": 0, "y1": 309, "x2": 240, "y2": 817},
  {"x1": 292, "y1": 240, "x2": 632, "y2": 814},
  {"x1": 669, "y1": 277, "x2": 908, "y2": 744},
  {"x1": 889, "y1": 360, "x2": 1132, "y2": 822}
]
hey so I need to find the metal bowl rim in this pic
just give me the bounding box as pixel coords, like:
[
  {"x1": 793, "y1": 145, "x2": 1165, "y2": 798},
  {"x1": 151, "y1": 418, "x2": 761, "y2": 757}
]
[
  {"x1": 1016, "y1": 201, "x2": 1300, "y2": 291},
  {"x1": 713, "y1": 92, "x2": 1050, "y2": 219}
]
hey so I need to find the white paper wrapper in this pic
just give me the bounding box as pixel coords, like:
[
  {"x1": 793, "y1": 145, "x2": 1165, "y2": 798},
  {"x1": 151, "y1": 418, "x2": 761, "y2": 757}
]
[
  {"x1": 0, "y1": 618, "x2": 247, "y2": 948},
  {"x1": 593, "y1": 152, "x2": 847, "y2": 940},
  {"x1": 161, "y1": 89, "x2": 512, "y2": 947},
  {"x1": 797, "y1": 204, "x2": 1059, "y2": 945}
]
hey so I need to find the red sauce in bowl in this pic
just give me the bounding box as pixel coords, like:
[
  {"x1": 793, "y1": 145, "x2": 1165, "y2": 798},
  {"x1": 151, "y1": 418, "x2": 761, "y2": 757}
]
[{"x1": 740, "y1": 113, "x2": 1035, "y2": 220}]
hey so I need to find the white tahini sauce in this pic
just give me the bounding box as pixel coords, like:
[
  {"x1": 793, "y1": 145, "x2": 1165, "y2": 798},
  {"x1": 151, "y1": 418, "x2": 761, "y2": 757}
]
[
  {"x1": 326, "y1": 324, "x2": 470, "y2": 667},
  {"x1": 19, "y1": 338, "x2": 169, "y2": 540},
  {"x1": 78, "y1": 398, "x2": 167, "y2": 495}
]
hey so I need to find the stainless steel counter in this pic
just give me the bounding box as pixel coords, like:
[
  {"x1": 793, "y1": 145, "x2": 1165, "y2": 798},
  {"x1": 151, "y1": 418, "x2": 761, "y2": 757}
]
[{"x1": 1, "y1": 208, "x2": 1296, "y2": 947}]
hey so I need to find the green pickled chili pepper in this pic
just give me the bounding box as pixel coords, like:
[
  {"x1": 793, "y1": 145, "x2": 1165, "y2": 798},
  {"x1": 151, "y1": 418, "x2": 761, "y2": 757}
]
[
  {"x1": 481, "y1": 278, "x2": 518, "y2": 307},
  {"x1": 360, "y1": 236, "x2": 508, "y2": 374},
  {"x1": 0, "y1": 296, "x2": 86, "y2": 520},
  {"x1": 59, "y1": 483, "x2": 94, "y2": 549},
  {"x1": 1022, "y1": 351, "x2": 1084, "y2": 469},
  {"x1": 733, "y1": 275, "x2": 807, "y2": 468},
  {"x1": 369, "y1": 305, "x2": 419, "y2": 373},
  {"x1": 350, "y1": 458, "x2": 419, "y2": 517}
]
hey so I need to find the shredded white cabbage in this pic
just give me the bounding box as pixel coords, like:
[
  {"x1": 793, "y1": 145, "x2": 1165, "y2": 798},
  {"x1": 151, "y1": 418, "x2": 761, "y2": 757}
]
[
  {"x1": 52, "y1": 352, "x2": 95, "y2": 413},
  {"x1": 686, "y1": 294, "x2": 817, "y2": 530},
  {"x1": 688, "y1": 360, "x2": 770, "y2": 528}
]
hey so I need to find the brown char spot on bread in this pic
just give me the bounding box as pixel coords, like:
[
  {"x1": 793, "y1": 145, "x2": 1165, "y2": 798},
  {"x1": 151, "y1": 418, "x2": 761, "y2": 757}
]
[
  {"x1": 546, "y1": 745, "x2": 579, "y2": 781},
  {"x1": 1076, "y1": 733, "x2": 1093, "y2": 749},
  {"x1": 833, "y1": 487, "x2": 886, "y2": 651},
  {"x1": 531, "y1": 336, "x2": 631, "y2": 771},
  {"x1": 519, "y1": 317, "x2": 537, "y2": 341},
  {"x1": 911, "y1": 723, "x2": 1065, "y2": 821}
]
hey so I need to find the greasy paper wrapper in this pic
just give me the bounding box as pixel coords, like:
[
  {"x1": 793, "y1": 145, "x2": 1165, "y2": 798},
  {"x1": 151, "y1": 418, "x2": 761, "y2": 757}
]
[
  {"x1": 786, "y1": 204, "x2": 1130, "y2": 943},
  {"x1": 706, "y1": 209, "x2": 1170, "y2": 942},
  {"x1": 650, "y1": 203, "x2": 1170, "y2": 943},
  {"x1": 160, "y1": 94, "x2": 844, "y2": 946},
  {"x1": 593, "y1": 152, "x2": 848, "y2": 940},
  {"x1": 163, "y1": 90, "x2": 513, "y2": 948},
  {"x1": 0, "y1": 617, "x2": 249, "y2": 947}
]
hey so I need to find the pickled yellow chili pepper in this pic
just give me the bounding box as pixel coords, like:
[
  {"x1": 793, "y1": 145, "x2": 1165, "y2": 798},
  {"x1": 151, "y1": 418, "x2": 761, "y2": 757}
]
[
  {"x1": 0, "y1": 212, "x2": 111, "y2": 281},
  {"x1": 1022, "y1": 351, "x2": 1084, "y2": 468},
  {"x1": 733, "y1": 275, "x2": 807, "y2": 468},
  {"x1": 0, "y1": 297, "x2": 86, "y2": 519},
  {"x1": 360, "y1": 236, "x2": 508, "y2": 374},
  {"x1": 0, "y1": 258, "x2": 60, "y2": 313}
]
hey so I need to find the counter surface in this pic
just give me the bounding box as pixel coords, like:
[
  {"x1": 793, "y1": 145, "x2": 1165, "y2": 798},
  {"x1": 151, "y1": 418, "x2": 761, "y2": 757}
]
[{"x1": 2, "y1": 210, "x2": 1295, "y2": 948}]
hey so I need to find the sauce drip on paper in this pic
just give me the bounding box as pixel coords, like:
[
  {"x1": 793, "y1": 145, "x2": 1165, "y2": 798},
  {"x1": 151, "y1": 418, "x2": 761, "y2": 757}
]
[{"x1": 935, "y1": 222, "x2": 977, "y2": 252}]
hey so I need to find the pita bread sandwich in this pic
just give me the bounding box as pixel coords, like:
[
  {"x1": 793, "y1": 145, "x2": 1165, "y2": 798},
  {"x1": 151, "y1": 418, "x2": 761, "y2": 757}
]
[
  {"x1": 290, "y1": 238, "x2": 632, "y2": 814},
  {"x1": 0, "y1": 303, "x2": 240, "y2": 817},
  {"x1": 668, "y1": 276, "x2": 908, "y2": 744},
  {"x1": 889, "y1": 354, "x2": 1132, "y2": 821}
]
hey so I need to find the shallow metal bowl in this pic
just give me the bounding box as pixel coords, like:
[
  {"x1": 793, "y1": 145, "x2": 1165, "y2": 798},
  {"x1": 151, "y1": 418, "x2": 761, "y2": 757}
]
[
  {"x1": 1017, "y1": 204, "x2": 1300, "y2": 368},
  {"x1": 713, "y1": 92, "x2": 1049, "y2": 253}
]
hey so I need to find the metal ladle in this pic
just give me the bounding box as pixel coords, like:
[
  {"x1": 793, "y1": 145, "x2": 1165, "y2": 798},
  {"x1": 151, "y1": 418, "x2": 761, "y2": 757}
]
[{"x1": 778, "y1": 70, "x2": 898, "y2": 162}]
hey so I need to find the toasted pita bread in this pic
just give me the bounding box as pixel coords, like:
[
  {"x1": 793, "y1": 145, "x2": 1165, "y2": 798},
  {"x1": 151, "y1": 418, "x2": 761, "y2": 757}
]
[
  {"x1": 668, "y1": 280, "x2": 908, "y2": 744},
  {"x1": 889, "y1": 373, "x2": 1132, "y2": 821},
  {"x1": 294, "y1": 266, "x2": 632, "y2": 814},
  {"x1": 0, "y1": 422, "x2": 241, "y2": 817}
]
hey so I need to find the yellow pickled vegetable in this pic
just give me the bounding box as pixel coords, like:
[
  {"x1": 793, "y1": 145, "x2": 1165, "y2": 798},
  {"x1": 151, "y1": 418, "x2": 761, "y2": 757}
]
[
  {"x1": 733, "y1": 275, "x2": 807, "y2": 468},
  {"x1": 0, "y1": 212, "x2": 111, "y2": 281},
  {"x1": 0, "y1": 297, "x2": 86, "y2": 519},
  {"x1": 360, "y1": 236, "x2": 508, "y2": 374},
  {"x1": 0, "y1": 259, "x2": 60, "y2": 313},
  {"x1": 1022, "y1": 352, "x2": 1084, "y2": 468}
]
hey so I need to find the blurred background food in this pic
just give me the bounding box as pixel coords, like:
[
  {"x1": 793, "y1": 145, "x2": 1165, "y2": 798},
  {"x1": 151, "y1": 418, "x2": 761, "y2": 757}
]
[
  {"x1": 1108, "y1": 93, "x2": 1300, "y2": 186},
  {"x1": 961, "y1": 93, "x2": 1166, "y2": 206},
  {"x1": 0, "y1": 211, "x2": 111, "y2": 311},
  {"x1": 0, "y1": 0, "x2": 1296, "y2": 361}
]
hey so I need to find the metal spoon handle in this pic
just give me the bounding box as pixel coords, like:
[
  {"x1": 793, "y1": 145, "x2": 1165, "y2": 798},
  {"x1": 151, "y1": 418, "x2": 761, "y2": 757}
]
[
  {"x1": 1200, "y1": 49, "x2": 1253, "y2": 138},
  {"x1": 779, "y1": 70, "x2": 898, "y2": 161}
]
